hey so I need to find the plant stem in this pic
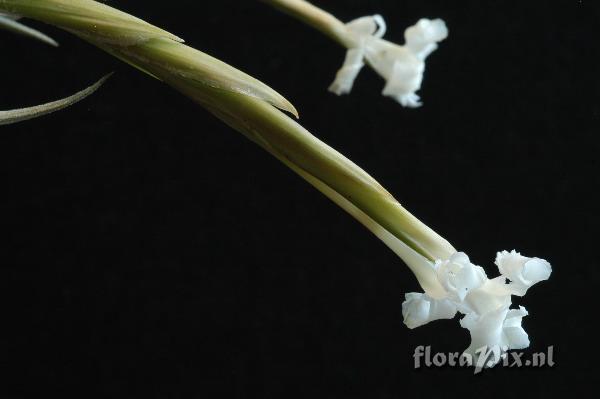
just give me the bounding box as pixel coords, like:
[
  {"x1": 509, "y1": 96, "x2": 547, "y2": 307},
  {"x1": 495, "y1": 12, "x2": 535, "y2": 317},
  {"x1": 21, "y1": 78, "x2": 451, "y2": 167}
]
[
  {"x1": 0, "y1": 0, "x2": 455, "y2": 294},
  {"x1": 261, "y1": 0, "x2": 352, "y2": 47}
]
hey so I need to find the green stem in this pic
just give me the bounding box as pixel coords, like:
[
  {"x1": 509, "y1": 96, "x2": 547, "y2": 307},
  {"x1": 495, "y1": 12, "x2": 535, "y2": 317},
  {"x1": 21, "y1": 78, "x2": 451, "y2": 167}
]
[
  {"x1": 0, "y1": 0, "x2": 455, "y2": 291},
  {"x1": 261, "y1": 0, "x2": 351, "y2": 47}
]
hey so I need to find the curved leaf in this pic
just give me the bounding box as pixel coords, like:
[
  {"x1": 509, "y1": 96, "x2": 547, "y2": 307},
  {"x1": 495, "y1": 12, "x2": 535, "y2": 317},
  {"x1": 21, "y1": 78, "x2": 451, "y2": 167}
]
[
  {"x1": 0, "y1": 74, "x2": 111, "y2": 126},
  {"x1": 0, "y1": 13, "x2": 57, "y2": 46}
]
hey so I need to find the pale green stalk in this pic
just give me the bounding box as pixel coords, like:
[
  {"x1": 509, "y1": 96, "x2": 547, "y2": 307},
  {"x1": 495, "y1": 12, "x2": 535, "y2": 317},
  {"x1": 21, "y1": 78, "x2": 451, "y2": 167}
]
[
  {"x1": 261, "y1": 0, "x2": 352, "y2": 47},
  {"x1": 0, "y1": 0, "x2": 455, "y2": 296}
]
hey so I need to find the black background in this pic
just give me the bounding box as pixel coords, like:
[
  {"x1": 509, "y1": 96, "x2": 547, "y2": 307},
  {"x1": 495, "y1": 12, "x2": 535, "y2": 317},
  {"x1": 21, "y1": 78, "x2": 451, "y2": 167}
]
[{"x1": 1, "y1": 0, "x2": 598, "y2": 397}]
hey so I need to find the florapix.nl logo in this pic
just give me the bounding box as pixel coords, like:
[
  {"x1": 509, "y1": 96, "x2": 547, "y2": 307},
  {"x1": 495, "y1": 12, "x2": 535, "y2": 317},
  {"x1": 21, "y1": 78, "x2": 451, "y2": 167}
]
[{"x1": 413, "y1": 345, "x2": 555, "y2": 374}]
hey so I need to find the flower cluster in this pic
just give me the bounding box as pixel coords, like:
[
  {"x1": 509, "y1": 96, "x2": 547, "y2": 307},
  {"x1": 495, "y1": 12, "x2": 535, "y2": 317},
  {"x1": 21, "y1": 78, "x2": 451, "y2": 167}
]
[
  {"x1": 329, "y1": 16, "x2": 448, "y2": 107},
  {"x1": 402, "y1": 250, "x2": 552, "y2": 366}
]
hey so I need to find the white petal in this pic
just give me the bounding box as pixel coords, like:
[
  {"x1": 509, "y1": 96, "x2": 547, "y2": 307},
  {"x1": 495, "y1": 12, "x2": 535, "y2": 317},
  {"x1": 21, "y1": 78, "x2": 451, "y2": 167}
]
[
  {"x1": 495, "y1": 250, "x2": 528, "y2": 279},
  {"x1": 371, "y1": 15, "x2": 387, "y2": 39},
  {"x1": 435, "y1": 252, "x2": 487, "y2": 301},
  {"x1": 522, "y1": 258, "x2": 552, "y2": 284},
  {"x1": 364, "y1": 40, "x2": 416, "y2": 83},
  {"x1": 402, "y1": 292, "x2": 457, "y2": 329},
  {"x1": 495, "y1": 250, "x2": 552, "y2": 295},
  {"x1": 460, "y1": 306, "x2": 509, "y2": 367},
  {"x1": 463, "y1": 276, "x2": 512, "y2": 316},
  {"x1": 381, "y1": 60, "x2": 424, "y2": 107},
  {"x1": 328, "y1": 15, "x2": 388, "y2": 96},
  {"x1": 503, "y1": 306, "x2": 530, "y2": 349},
  {"x1": 328, "y1": 48, "x2": 365, "y2": 95},
  {"x1": 404, "y1": 19, "x2": 449, "y2": 60},
  {"x1": 346, "y1": 15, "x2": 386, "y2": 40}
]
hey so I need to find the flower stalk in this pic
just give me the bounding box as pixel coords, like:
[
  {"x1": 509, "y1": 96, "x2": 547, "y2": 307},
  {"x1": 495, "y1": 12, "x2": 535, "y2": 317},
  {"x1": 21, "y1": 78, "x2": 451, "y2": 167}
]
[{"x1": 261, "y1": 0, "x2": 352, "y2": 47}]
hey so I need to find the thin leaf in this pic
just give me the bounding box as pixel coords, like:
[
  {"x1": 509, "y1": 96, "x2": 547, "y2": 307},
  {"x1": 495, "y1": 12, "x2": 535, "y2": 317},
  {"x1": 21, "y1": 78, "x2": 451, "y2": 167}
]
[
  {"x1": 0, "y1": 14, "x2": 57, "y2": 46},
  {"x1": 0, "y1": 74, "x2": 111, "y2": 126},
  {"x1": 0, "y1": 2, "x2": 297, "y2": 117},
  {"x1": 0, "y1": 0, "x2": 182, "y2": 46}
]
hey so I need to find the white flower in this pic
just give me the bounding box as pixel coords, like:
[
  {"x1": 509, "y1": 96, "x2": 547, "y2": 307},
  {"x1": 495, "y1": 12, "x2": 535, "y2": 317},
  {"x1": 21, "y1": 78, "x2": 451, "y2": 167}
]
[
  {"x1": 404, "y1": 19, "x2": 449, "y2": 60},
  {"x1": 328, "y1": 15, "x2": 386, "y2": 96},
  {"x1": 495, "y1": 250, "x2": 552, "y2": 295},
  {"x1": 402, "y1": 292, "x2": 457, "y2": 329},
  {"x1": 434, "y1": 252, "x2": 487, "y2": 302},
  {"x1": 400, "y1": 249, "x2": 551, "y2": 368},
  {"x1": 460, "y1": 305, "x2": 529, "y2": 367},
  {"x1": 329, "y1": 16, "x2": 448, "y2": 107},
  {"x1": 463, "y1": 276, "x2": 512, "y2": 316}
]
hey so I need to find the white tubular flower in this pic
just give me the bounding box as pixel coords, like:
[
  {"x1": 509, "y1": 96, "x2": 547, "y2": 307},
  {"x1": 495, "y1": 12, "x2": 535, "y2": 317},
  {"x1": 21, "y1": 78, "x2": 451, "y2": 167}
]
[
  {"x1": 460, "y1": 305, "x2": 530, "y2": 367},
  {"x1": 328, "y1": 15, "x2": 385, "y2": 95},
  {"x1": 402, "y1": 292, "x2": 457, "y2": 329},
  {"x1": 400, "y1": 249, "x2": 551, "y2": 368},
  {"x1": 463, "y1": 277, "x2": 512, "y2": 316},
  {"x1": 404, "y1": 19, "x2": 449, "y2": 60},
  {"x1": 328, "y1": 48, "x2": 366, "y2": 95},
  {"x1": 460, "y1": 307, "x2": 508, "y2": 367},
  {"x1": 435, "y1": 252, "x2": 487, "y2": 302},
  {"x1": 329, "y1": 16, "x2": 448, "y2": 107},
  {"x1": 496, "y1": 250, "x2": 552, "y2": 296},
  {"x1": 503, "y1": 306, "x2": 531, "y2": 350}
]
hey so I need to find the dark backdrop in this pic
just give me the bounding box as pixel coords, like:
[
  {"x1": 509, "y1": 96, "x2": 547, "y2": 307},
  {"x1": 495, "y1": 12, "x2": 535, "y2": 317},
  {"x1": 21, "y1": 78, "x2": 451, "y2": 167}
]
[{"x1": 1, "y1": 1, "x2": 598, "y2": 398}]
